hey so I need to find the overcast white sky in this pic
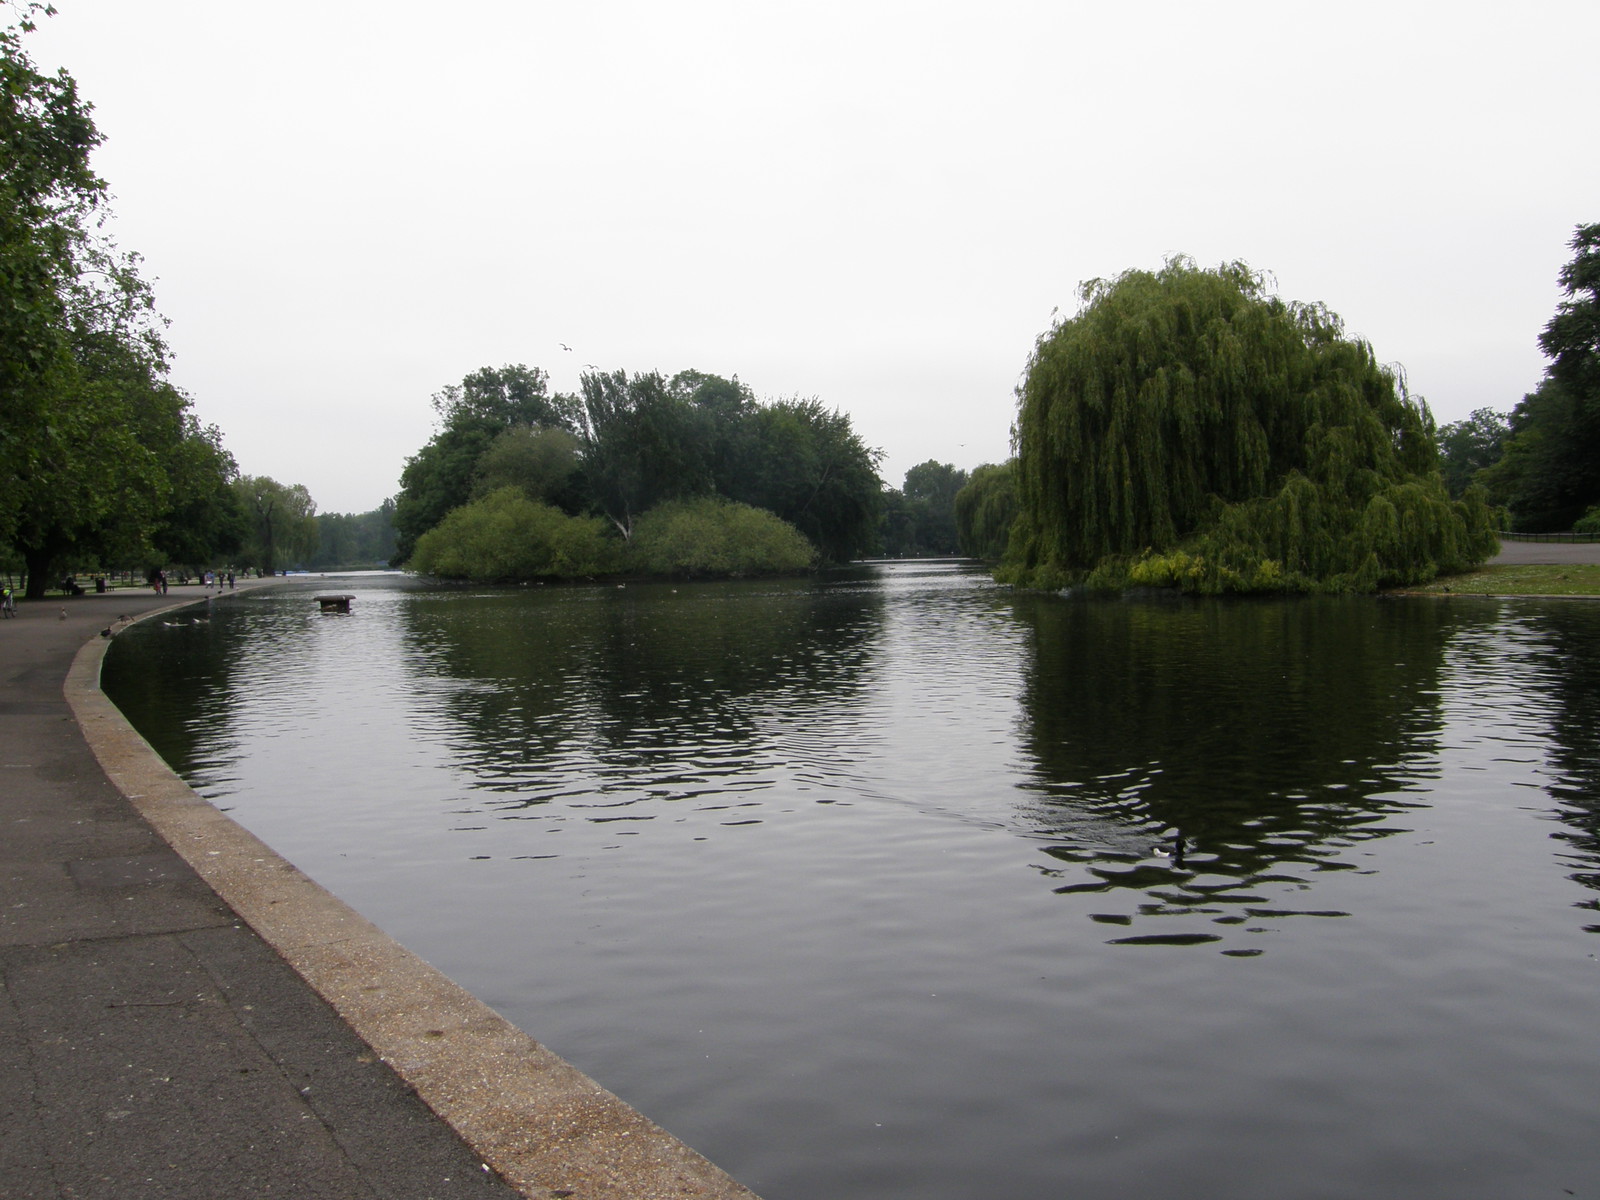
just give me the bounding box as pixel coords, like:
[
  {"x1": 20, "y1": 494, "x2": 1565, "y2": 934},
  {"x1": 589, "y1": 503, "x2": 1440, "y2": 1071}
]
[{"x1": 28, "y1": 1, "x2": 1600, "y2": 515}]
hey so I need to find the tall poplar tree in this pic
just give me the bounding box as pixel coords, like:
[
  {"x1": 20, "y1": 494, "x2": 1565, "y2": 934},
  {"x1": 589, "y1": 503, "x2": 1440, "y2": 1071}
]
[{"x1": 1003, "y1": 258, "x2": 1496, "y2": 593}]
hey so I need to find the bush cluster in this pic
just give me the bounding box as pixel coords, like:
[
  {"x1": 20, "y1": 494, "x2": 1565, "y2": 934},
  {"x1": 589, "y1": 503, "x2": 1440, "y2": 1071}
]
[{"x1": 410, "y1": 489, "x2": 814, "y2": 582}]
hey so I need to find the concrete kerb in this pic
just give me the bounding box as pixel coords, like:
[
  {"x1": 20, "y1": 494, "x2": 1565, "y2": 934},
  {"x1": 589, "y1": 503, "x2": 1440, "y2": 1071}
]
[{"x1": 65, "y1": 600, "x2": 761, "y2": 1200}]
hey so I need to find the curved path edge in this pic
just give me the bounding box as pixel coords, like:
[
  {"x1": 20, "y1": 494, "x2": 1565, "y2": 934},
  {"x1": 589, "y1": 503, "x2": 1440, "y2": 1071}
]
[{"x1": 66, "y1": 604, "x2": 760, "y2": 1200}]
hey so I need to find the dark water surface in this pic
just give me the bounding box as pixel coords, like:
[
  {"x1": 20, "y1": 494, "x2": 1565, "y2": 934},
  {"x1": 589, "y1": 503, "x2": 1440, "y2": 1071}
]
[{"x1": 104, "y1": 565, "x2": 1600, "y2": 1200}]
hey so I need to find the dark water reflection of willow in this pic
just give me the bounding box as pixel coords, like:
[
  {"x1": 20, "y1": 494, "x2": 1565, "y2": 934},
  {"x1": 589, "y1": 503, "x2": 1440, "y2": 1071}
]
[
  {"x1": 1011, "y1": 597, "x2": 1456, "y2": 945},
  {"x1": 1525, "y1": 606, "x2": 1600, "y2": 928}
]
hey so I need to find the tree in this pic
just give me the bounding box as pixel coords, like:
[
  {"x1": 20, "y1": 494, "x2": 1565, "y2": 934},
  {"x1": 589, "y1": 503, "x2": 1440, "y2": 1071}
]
[
  {"x1": 0, "y1": 3, "x2": 104, "y2": 548},
  {"x1": 954, "y1": 461, "x2": 1018, "y2": 559},
  {"x1": 393, "y1": 364, "x2": 580, "y2": 562},
  {"x1": 1004, "y1": 258, "x2": 1496, "y2": 593},
  {"x1": 431, "y1": 363, "x2": 581, "y2": 433},
  {"x1": 720, "y1": 398, "x2": 883, "y2": 562},
  {"x1": 472, "y1": 425, "x2": 582, "y2": 508},
  {"x1": 1479, "y1": 224, "x2": 1600, "y2": 530},
  {"x1": 899, "y1": 460, "x2": 968, "y2": 555},
  {"x1": 394, "y1": 359, "x2": 885, "y2": 567},
  {"x1": 875, "y1": 488, "x2": 916, "y2": 556},
  {"x1": 234, "y1": 475, "x2": 318, "y2": 575},
  {"x1": 577, "y1": 368, "x2": 712, "y2": 538},
  {"x1": 1, "y1": 8, "x2": 240, "y2": 595},
  {"x1": 312, "y1": 501, "x2": 397, "y2": 568},
  {"x1": 1436, "y1": 408, "x2": 1511, "y2": 498},
  {"x1": 9, "y1": 281, "x2": 243, "y2": 594},
  {"x1": 668, "y1": 369, "x2": 756, "y2": 493},
  {"x1": 1542, "y1": 223, "x2": 1600, "y2": 402}
]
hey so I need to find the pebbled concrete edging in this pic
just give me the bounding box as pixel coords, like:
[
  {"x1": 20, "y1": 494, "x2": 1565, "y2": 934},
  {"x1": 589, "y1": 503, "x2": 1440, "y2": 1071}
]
[{"x1": 66, "y1": 608, "x2": 761, "y2": 1200}]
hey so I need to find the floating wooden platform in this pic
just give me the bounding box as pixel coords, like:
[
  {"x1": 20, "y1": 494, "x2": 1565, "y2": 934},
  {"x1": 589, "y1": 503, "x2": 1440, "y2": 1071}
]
[{"x1": 314, "y1": 594, "x2": 355, "y2": 613}]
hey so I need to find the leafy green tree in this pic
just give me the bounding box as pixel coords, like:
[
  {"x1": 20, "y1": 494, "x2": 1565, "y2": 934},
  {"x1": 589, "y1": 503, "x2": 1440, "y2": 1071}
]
[
  {"x1": 900, "y1": 460, "x2": 968, "y2": 555},
  {"x1": 1436, "y1": 408, "x2": 1511, "y2": 498},
  {"x1": 312, "y1": 501, "x2": 397, "y2": 568},
  {"x1": 721, "y1": 398, "x2": 882, "y2": 562},
  {"x1": 628, "y1": 497, "x2": 815, "y2": 578},
  {"x1": 234, "y1": 475, "x2": 318, "y2": 575},
  {"x1": 1, "y1": 9, "x2": 241, "y2": 595},
  {"x1": 432, "y1": 363, "x2": 581, "y2": 433},
  {"x1": 954, "y1": 461, "x2": 1018, "y2": 559},
  {"x1": 393, "y1": 365, "x2": 579, "y2": 562},
  {"x1": 1004, "y1": 258, "x2": 1496, "y2": 593},
  {"x1": 0, "y1": 3, "x2": 103, "y2": 549},
  {"x1": 668, "y1": 369, "x2": 756, "y2": 492},
  {"x1": 10, "y1": 287, "x2": 242, "y2": 593},
  {"x1": 148, "y1": 416, "x2": 245, "y2": 569},
  {"x1": 578, "y1": 369, "x2": 712, "y2": 538},
  {"x1": 1478, "y1": 224, "x2": 1600, "y2": 530},
  {"x1": 472, "y1": 425, "x2": 583, "y2": 507},
  {"x1": 875, "y1": 487, "x2": 915, "y2": 556},
  {"x1": 394, "y1": 359, "x2": 884, "y2": 568}
]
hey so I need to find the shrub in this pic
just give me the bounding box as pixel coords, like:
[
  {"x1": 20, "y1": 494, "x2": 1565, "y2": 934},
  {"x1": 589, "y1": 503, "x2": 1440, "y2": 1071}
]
[
  {"x1": 410, "y1": 488, "x2": 621, "y2": 580},
  {"x1": 627, "y1": 497, "x2": 816, "y2": 577}
]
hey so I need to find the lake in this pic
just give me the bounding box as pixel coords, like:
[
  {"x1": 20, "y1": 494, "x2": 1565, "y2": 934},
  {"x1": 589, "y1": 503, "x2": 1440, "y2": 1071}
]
[{"x1": 102, "y1": 564, "x2": 1600, "y2": 1200}]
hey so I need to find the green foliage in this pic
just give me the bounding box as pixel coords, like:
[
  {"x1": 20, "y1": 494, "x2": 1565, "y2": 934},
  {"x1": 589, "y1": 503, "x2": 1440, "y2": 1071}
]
[
  {"x1": 312, "y1": 501, "x2": 397, "y2": 568},
  {"x1": 0, "y1": 5, "x2": 103, "y2": 535},
  {"x1": 1478, "y1": 224, "x2": 1600, "y2": 531},
  {"x1": 410, "y1": 487, "x2": 621, "y2": 580},
  {"x1": 149, "y1": 416, "x2": 245, "y2": 568},
  {"x1": 894, "y1": 460, "x2": 968, "y2": 555},
  {"x1": 954, "y1": 461, "x2": 1018, "y2": 559},
  {"x1": 1436, "y1": 407, "x2": 1510, "y2": 498},
  {"x1": 233, "y1": 475, "x2": 318, "y2": 575},
  {"x1": 879, "y1": 462, "x2": 970, "y2": 557},
  {"x1": 719, "y1": 397, "x2": 882, "y2": 562},
  {"x1": 394, "y1": 365, "x2": 577, "y2": 562},
  {"x1": 578, "y1": 369, "x2": 712, "y2": 536},
  {"x1": 1002, "y1": 258, "x2": 1496, "y2": 593},
  {"x1": 627, "y1": 497, "x2": 815, "y2": 578},
  {"x1": 0, "y1": 11, "x2": 241, "y2": 594},
  {"x1": 398, "y1": 362, "x2": 883, "y2": 571},
  {"x1": 431, "y1": 364, "x2": 580, "y2": 434},
  {"x1": 1574, "y1": 505, "x2": 1600, "y2": 535},
  {"x1": 876, "y1": 488, "x2": 913, "y2": 556},
  {"x1": 472, "y1": 425, "x2": 582, "y2": 506}
]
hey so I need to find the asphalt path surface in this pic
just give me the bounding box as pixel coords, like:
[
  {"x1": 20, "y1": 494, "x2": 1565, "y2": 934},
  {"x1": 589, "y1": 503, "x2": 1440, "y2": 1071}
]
[
  {"x1": 0, "y1": 583, "x2": 525, "y2": 1200},
  {"x1": 1489, "y1": 538, "x2": 1600, "y2": 565}
]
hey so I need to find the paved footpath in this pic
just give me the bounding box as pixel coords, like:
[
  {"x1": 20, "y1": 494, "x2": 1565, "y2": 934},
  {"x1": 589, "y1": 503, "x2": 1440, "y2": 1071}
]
[
  {"x1": 1490, "y1": 538, "x2": 1600, "y2": 565},
  {"x1": 0, "y1": 584, "x2": 759, "y2": 1200}
]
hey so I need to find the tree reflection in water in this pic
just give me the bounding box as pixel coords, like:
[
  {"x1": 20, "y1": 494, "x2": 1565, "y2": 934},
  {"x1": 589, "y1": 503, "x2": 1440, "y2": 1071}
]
[
  {"x1": 1011, "y1": 595, "x2": 1471, "y2": 943},
  {"x1": 393, "y1": 575, "x2": 884, "y2": 807}
]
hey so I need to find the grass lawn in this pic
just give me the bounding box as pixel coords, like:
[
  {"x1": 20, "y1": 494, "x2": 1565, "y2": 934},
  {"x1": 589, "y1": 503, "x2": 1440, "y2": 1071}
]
[{"x1": 1404, "y1": 564, "x2": 1600, "y2": 597}]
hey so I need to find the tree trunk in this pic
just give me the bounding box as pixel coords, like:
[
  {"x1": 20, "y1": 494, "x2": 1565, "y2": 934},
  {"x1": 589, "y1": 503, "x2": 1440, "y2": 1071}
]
[{"x1": 22, "y1": 544, "x2": 58, "y2": 600}]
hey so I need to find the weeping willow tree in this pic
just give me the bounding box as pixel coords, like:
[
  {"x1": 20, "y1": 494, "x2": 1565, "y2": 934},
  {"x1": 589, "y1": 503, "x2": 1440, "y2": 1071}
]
[
  {"x1": 954, "y1": 460, "x2": 1018, "y2": 559},
  {"x1": 1000, "y1": 258, "x2": 1498, "y2": 593}
]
